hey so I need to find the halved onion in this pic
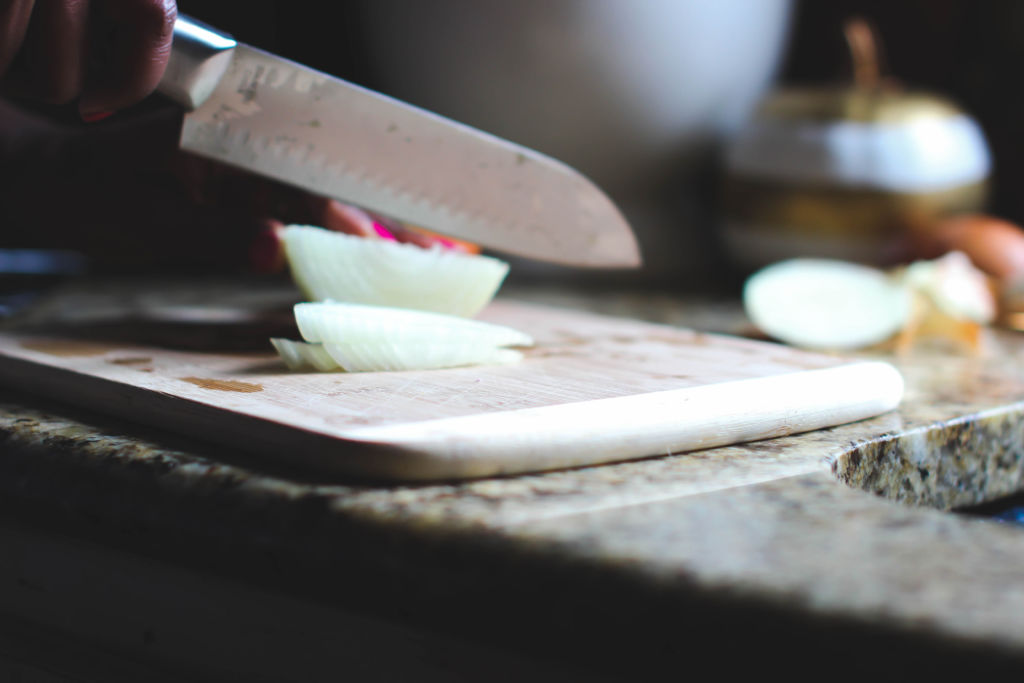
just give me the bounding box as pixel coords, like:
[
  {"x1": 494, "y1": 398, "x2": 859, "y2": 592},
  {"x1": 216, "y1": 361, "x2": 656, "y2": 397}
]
[
  {"x1": 744, "y1": 259, "x2": 911, "y2": 350},
  {"x1": 282, "y1": 225, "x2": 509, "y2": 317}
]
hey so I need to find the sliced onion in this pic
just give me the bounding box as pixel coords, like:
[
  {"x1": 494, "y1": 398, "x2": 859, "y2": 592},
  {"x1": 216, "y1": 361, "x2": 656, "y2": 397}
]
[
  {"x1": 276, "y1": 301, "x2": 533, "y2": 372},
  {"x1": 269, "y1": 338, "x2": 340, "y2": 371},
  {"x1": 744, "y1": 259, "x2": 911, "y2": 350},
  {"x1": 323, "y1": 343, "x2": 522, "y2": 372},
  {"x1": 295, "y1": 302, "x2": 533, "y2": 348},
  {"x1": 282, "y1": 225, "x2": 509, "y2": 317}
]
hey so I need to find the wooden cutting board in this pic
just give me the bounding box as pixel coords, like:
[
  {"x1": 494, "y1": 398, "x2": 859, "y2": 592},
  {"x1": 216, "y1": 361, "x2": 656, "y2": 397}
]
[{"x1": 0, "y1": 298, "x2": 902, "y2": 481}]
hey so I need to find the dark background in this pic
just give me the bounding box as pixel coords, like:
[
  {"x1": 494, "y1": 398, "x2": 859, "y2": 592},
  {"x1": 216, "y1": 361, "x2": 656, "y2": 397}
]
[{"x1": 781, "y1": 0, "x2": 1024, "y2": 228}]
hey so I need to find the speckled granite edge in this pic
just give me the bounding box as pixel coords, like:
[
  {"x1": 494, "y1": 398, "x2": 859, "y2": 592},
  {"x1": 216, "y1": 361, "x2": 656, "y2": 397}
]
[{"x1": 833, "y1": 403, "x2": 1024, "y2": 510}]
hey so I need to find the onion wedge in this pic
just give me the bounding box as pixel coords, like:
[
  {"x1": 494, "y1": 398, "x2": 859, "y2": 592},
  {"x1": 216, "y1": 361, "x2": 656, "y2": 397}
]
[
  {"x1": 744, "y1": 259, "x2": 911, "y2": 350},
  {"x1": 282, "y1": 225, "x2": 510, "y2": 317},
  {"x1": 270, "y1": 337, "x2": 522, "y2": 373},
  {"x1": 275, "y1": 302, "x2": 533, "y2": 372},
  {"x1": 322, "y1": 343, "x2": 522, "y2": 372},
  {"x1": 269, "y1": 338, "x2": 340, "y2": 372},
  {"x1": 295, "y1": 302, "x2": 532, "y2": 348}
]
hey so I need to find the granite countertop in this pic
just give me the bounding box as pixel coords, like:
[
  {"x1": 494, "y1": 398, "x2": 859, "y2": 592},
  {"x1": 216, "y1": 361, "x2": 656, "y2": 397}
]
[{"x1": 4, "y1": 280, "x2": 1024, "y2": 680}]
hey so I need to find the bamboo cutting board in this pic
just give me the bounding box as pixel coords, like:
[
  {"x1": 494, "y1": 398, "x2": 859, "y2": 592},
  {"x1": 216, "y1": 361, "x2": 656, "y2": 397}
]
[{"x1": 0, "y1": 298, "x2": 902, "y2": 481}]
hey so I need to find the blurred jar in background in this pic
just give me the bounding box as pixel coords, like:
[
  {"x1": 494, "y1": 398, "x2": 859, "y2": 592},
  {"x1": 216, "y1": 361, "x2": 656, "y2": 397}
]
[
  {"x1": 719, "y1": 14, "x2": 992, "y2": 271},
  {"x1": 358, "y1": 0, "x2": 793, "y2": 287},
  {"x1": 721, "y1": 86, "x2": 991, "y2": 269}
]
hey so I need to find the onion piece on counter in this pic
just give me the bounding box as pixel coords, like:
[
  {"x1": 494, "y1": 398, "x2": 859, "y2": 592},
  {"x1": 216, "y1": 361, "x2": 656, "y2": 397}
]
[
  {"x1": 282, "y1": 225, "x2": 510, "y2": 317},
  {"x1": 270, "y1": 338, "x2": 340, "y2": 372},
  {"x1": 744, "y1": 259, "x2": 911, "y2": 350},
  {"x1": 893, "y1": 251, "x2": 996, "y2": 352},
  {"x1": 902, "y1": 251, "x2": 995, "y2": 324},
  {"x1": 272, "y1": 301, "x2": 533, "y2": 372},
  {"x1": 922, "y1": 214, "x2": 1024, "y2": 282}
]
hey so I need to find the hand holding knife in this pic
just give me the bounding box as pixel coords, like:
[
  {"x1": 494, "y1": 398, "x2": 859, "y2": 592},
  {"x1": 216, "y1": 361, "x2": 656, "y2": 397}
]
[{"x1": 1, "y1": 8, "x2": 640, "y2": 269}]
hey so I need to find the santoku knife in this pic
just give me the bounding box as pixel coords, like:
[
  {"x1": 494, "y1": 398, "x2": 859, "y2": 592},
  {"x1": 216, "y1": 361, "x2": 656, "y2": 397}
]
[{"x1": 157, "y1": 15, "x2": 640, "y2": 268}]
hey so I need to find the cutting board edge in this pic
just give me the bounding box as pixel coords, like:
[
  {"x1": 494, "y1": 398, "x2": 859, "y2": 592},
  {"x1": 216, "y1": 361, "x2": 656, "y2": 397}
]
[
  {"x1": 0, "y1": 352, "x2": 418, "y2": 481},
  {"x1": 340, "y1": 360, "x2": 905, "y2": 479},
  {"x1": 0, "y1": 350, "x2": 902, "y2": 482}
]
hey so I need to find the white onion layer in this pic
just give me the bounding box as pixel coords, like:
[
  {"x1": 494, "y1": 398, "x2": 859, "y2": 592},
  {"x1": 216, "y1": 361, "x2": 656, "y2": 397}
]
[
  {"x1": 282, "y1": 225, "x2": 509, "y2": 317},
  {"x1": 323, "y1": 343, "x2": 522, "y2": 372},
  {"x1": 274, "y1": 301, "x2": 533, "y2": 372},
  {"x1": 295, "y1": 302, "x2": 533, "y2": 348},
  {"x1": 270, "y1": 338, "x2": 341, "y2": 372},
  {"x1": 271, "y1": 336, "x2": 521, "y2": 373},
  {"x1": 744, "y1": 259, "x2": 911, "y2": 350}
]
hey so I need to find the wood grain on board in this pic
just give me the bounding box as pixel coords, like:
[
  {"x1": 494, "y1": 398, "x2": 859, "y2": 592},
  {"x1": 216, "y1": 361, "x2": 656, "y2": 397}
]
[{"x1": 0, "y1": 299, "x2": 903, "y2": 480}]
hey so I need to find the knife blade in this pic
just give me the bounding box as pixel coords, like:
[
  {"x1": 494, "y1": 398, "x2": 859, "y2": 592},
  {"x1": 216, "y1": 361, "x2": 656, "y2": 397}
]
[{"x1": 158, "y1": 15, "x2": 640, "y2": 268}]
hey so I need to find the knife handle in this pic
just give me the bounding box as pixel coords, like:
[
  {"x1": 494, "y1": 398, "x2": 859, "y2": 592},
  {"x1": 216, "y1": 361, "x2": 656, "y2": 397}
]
[{"x1": 157, "y1": 14, "x2": 237, "y2": 111}]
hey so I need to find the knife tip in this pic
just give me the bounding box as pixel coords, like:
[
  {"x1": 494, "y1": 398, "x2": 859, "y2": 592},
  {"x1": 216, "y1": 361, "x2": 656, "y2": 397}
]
[{"x1": 581, "y1": 193, "x2": 644, "y2": 269}]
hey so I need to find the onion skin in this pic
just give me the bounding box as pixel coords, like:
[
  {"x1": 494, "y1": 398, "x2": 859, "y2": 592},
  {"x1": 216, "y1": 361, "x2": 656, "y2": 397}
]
[
  {"x1": 402, "y1": 225, "x2": 481, "y2": 254},
  {"x1": 249, "y1": 216, "x2": 482, "y2": 275},
  {"x1": 918, "y1": 214, "x2": 1024, "y2": 282}
]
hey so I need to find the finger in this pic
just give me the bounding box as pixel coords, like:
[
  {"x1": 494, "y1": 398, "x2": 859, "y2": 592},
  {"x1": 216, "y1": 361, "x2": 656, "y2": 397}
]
[
  {"x1": 78, "y1": 0, "x2": 175, "y2": 116},
  {"x1": 247, "y1": 204, "x2": 402, "y2": 274},
  {"x1": 8, "y1": 0, "x2": 90, "y2": 103},
  {"x1": 320, "y1": 199, "x2": 377, "y2": 237},
  {"x1": 0, "y1": 0, "x2": 35, "y2": 78},
  {"x1": 248, "y1": 218, "x2": 287, "y2": 274}
]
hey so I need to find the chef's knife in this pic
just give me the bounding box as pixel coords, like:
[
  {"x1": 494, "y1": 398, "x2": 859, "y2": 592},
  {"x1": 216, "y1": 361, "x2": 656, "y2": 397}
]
[{"x1": 158, "y1": 15, "x2": 640, "y2": 268}]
